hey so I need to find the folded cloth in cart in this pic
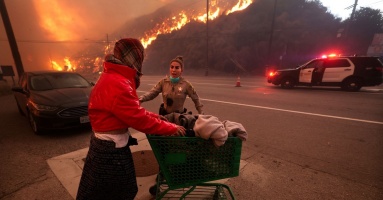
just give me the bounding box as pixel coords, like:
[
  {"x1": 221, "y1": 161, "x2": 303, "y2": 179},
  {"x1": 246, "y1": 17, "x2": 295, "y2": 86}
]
[
  {"x1": 223, "y1": 120, "x2": 248, "y2": 141},
  {"x1": 193, "y1": 115, "x2": 228, "y2": 147},
  {"x1": 164, "y1": 113, "x2": 247, "y2": 145}
]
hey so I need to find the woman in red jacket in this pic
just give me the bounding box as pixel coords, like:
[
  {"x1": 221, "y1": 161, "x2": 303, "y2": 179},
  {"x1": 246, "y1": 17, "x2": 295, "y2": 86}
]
[{"x1": 76, "y1": 38, "x2": 185, "y2": 200}]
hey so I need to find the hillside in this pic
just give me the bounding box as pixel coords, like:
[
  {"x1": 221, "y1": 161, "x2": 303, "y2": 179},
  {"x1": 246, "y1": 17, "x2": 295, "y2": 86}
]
[{"x1": 73, "y1": 0, "x2": 382, "y2": 76}]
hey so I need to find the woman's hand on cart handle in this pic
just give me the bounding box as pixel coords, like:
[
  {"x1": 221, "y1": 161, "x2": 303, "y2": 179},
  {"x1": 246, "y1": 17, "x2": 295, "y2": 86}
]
[{"x1": 174, "y1": 125, "x2": 186, "y2": 136}]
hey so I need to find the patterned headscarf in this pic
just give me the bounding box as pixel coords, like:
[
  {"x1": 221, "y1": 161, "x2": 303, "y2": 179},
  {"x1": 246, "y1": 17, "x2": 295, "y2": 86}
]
[
  {"x1": 105, "y1": 38, "x2": 145, "y2": 89},
  {"x1": 112, "y1": 38, "x2": 145, "y2": 74}
]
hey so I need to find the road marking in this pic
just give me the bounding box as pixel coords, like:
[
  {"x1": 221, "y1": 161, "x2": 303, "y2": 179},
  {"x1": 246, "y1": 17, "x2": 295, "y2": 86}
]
[
  {"x1": 143, "y1": 83, "x2": 383, "y2": 91},
  {"x1": 144, "y1": 83, "x2": 262, "y2": 88},
  {"x1": 201, "y1": 98, "x2": 383, "y2": 125},
  {"x1": 137, "y1": 90, "x2": 382, "y2": 125}
]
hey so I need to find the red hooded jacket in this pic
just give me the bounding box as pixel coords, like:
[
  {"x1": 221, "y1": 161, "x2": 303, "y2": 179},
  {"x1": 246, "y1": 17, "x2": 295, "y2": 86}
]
[{"x1": 88, "y1": 61, "x2": 177, "y2": 135}]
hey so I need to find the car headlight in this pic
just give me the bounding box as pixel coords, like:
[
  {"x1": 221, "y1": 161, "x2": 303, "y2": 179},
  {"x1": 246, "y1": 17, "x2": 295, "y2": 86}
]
[{"x1": 29, "y1": 100, "x2": 58, "y2": 111}]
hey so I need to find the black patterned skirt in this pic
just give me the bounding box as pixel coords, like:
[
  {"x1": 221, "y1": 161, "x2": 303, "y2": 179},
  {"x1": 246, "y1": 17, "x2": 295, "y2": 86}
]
[{"x1": 76, "y1": 134, "x2": 138, "y2": 200}]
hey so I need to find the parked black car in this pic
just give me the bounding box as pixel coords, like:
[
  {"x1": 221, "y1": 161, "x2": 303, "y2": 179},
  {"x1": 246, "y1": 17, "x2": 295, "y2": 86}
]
[
  {"x1": 267, "y1": 56, "x2": 383, "y2": 91},
  {"x1": 12, "y1": 71, "x2": 94, "y2": 134}
]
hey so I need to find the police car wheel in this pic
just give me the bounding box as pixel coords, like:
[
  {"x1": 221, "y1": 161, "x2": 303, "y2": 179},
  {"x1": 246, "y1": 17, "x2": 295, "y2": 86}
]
[
  {"x1": 281, "y1": 78, "x2": 295, "y2": 89},
  {"x1": 341, "y1": 78, "x2": 362, "y2": 92}
]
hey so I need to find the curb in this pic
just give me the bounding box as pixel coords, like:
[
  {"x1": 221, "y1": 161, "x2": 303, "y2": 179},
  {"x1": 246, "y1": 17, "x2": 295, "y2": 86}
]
[
  {"x1": 47, "y1": 131, "x2": 247, "y2": 200},
  {"x1": 47, "y1": 131, "x2": 156, "y2": 200}
]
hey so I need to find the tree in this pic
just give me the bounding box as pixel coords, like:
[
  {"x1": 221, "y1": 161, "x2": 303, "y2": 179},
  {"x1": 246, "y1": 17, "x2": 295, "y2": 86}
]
[{"x1": 342, "y1": 7, "x2": 383, "y2": 55}]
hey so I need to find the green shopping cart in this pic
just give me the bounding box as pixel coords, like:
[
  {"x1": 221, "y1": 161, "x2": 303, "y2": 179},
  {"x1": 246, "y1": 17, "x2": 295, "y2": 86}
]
[{"x1": 147, "y1": 135, "x2": 242, "y2": 200}]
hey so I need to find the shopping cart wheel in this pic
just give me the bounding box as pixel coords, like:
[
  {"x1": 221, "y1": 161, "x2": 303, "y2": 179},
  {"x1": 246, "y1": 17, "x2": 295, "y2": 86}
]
[
  {"x1": 213, "y1": 186, "x2": 226, "y2": 200},
  {"x1": 149, "y1": 184, "x2": 159, "y2": 196}
]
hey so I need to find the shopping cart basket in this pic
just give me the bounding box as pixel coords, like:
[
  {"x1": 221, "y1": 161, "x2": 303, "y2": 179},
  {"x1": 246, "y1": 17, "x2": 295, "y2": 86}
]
[{"x1": 147, "y1": 135, "x2": 242, "y2": 199}]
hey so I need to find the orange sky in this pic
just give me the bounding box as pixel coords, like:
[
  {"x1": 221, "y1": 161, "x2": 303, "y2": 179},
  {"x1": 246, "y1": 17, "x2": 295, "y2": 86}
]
[
  {"x1": 0, "y1": 0, "x2": 253, "y2": 75},
  {"x1": 0, "y1": 0, "x2": 173, "y2": 74}
]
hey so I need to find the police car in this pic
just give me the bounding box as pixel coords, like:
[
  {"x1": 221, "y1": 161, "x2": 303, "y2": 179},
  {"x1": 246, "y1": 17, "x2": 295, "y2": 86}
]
[{"x1": 267, "y1": 55, "x2": 383, "y2": 91}]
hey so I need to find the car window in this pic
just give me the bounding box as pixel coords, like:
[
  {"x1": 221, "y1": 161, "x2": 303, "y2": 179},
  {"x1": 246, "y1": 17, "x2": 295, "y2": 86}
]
[
  {"x1": 324, "y1": 59, "x2": 350, "y2": 68},
  {"x1": 30, "y1": 73, "x2": 90, "y2": 91},
  {"x1": 45, "y1": 73, "x2": 91, "y2": 89},
  {"x1": 303, "y1": 60, "x2": 323, "y2": 69},
  {"x1": 30, "y1": 76, "x2": 54, "y2": 91},
  {"x1": 348, "y1": 57, "x2": 383, "y2": 68}
]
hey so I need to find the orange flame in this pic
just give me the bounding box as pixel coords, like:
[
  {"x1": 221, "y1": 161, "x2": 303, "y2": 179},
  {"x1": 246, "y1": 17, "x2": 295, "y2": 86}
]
[
  {"x1": 49, "y1": 57, "x2": 74, "y2": 71},
  {"x1": 226, "y1": 0, "x2": 253, "y2": 15},
  {"x1": 195, "y1": 8, "x2": 221, "y2": 24},
  {"x1": 140, "y1": 12, "x2": 190, "y2": 48},
  {"x1": 140, "y1": 0, "x2": 252, "y2": 48},
  {"x1": 64, "y1": 57, "x2": 75, "y2": 71},
  {"x1": 50, "y1": 61, "x2": 62, "y2": 71}
]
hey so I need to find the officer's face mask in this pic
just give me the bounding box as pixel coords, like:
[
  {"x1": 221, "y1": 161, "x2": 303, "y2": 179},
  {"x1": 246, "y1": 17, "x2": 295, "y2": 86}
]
[{"x1": 170, "y1": 76, "x2": 180, "y2": 83}]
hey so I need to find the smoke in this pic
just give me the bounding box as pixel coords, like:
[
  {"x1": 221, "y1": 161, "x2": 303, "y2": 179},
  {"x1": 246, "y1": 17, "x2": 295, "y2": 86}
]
[{"x1": 0, "y1": 0, "x2": 174, "y2": 72}]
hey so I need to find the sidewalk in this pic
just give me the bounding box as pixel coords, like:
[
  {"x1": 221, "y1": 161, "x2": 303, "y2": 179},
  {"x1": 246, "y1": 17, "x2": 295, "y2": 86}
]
[
  {"x1": 47, "y1": 131, "x2": 246, "y2": 200},
  {"x1": 47, "y1": 132, "x2": 158, "y2": 200}
]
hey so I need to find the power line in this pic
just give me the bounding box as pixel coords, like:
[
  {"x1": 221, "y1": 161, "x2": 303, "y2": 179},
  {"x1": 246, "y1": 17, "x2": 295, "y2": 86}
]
[
  {"x1": 0, "y1": 39, "x2": 108, "y2": 44},
  {"x1": 345, "y1": 0, "x2": 383, "y2": 10},
  {"x1": 363, "y1": 0, "x2": 383, "y2": 6},
  {"x1": 345, "y1": 5, "x2": 354, "y2": 10}
]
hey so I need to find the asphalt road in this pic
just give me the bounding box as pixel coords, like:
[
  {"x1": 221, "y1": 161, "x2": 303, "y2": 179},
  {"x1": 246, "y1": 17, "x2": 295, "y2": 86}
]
[{"x1": 0, "y1": 75, "x2": 382, "y2": 199}]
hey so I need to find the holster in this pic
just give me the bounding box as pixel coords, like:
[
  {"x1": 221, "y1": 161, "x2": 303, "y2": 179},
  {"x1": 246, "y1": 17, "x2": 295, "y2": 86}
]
[
  {"x1": 159, "y1": 103, "x2": 188, "y2": 116},
  {"x1": 127, "y1": 135, "x2": 138, "y2": 146},
  {"x1": 159, "y1": 103, "x2": 168, "y2": 116}
]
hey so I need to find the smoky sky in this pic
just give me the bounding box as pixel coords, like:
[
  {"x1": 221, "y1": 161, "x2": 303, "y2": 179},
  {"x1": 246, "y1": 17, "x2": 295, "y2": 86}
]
[{"x1": 0, "y1": 0, "x2": 175, "y2": 72}]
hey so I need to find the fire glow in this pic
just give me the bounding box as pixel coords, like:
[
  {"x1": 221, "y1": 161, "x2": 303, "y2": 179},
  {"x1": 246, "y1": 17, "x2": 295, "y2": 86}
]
[
  {"x1": 37, "y1": 0, "x2": 253, "y2": 71},
  {"x1": 50, "y1": 57, "x2": 74, "y2": 71},
  {"x1": 140, "y1": 0, "x2": 253, "y2": 48}
]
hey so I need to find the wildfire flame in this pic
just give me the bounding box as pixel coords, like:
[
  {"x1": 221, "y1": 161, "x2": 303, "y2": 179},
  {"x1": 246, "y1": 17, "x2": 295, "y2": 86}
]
[
  {"x1": 39, "y1": 0, "x2": 253, "y2": 71},
  {"x1": 140, "y1": 0, "x2": 253, "y2": 48},
  {"x1": 50, "y1": 61, "x2": 61, "y2": 71},
  {"x1": 50, "y1": 57, "x2": 74, "y2": 71},
  {"x1": 226, "y1": 0, "x2": 253, "y2": 15}
]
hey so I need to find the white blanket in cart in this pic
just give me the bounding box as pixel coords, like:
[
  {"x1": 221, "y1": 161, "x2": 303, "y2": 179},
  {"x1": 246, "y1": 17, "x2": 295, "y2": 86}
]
[
  {"x1": 193, "y1": 115, "x2": 247, "y2": 147},
  {"x1": 164, "y1": 113, "x2": 248, "y2": 147}
]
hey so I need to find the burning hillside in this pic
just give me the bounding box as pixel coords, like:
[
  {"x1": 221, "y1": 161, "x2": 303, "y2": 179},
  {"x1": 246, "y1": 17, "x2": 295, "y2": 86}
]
[
  {"x1": 140, "y1": 0, "x2": 253, "y2": 48},
  {"x1": 47, "y1": 0, "x2": 253, "y2": 72}
]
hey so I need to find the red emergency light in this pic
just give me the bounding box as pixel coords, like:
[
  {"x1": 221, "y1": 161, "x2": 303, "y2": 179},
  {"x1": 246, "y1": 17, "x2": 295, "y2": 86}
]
[{"x1": 321, "y1": 53, "x2": 338, "y2": 59}]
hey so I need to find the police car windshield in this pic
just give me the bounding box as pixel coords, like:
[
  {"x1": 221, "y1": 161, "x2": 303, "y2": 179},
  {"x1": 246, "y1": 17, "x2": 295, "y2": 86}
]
[{"x1": 297, "y1": 59, "x2": 316, "y2": 69}]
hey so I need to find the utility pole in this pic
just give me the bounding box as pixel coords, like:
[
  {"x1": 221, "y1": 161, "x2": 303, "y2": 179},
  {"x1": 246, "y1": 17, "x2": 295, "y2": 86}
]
[
  {"x1": 205, "y1": 0, "x2": 209, "y2": 76},
  {"x1": 106, "y1": 34, "x2": 109, "y2": 52},
  {"x1": 343, "y1": 0, "x2": 358, "y2": 53},
  {"x1": 0, "y1": 0, "x2": 24, "y2": 77},
  {"x1": 267, "y1": 0, "x2": 278, "y2": 66},
  {"x1": 350, "y1": 0, "x2": 358, "y2": 20}
]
